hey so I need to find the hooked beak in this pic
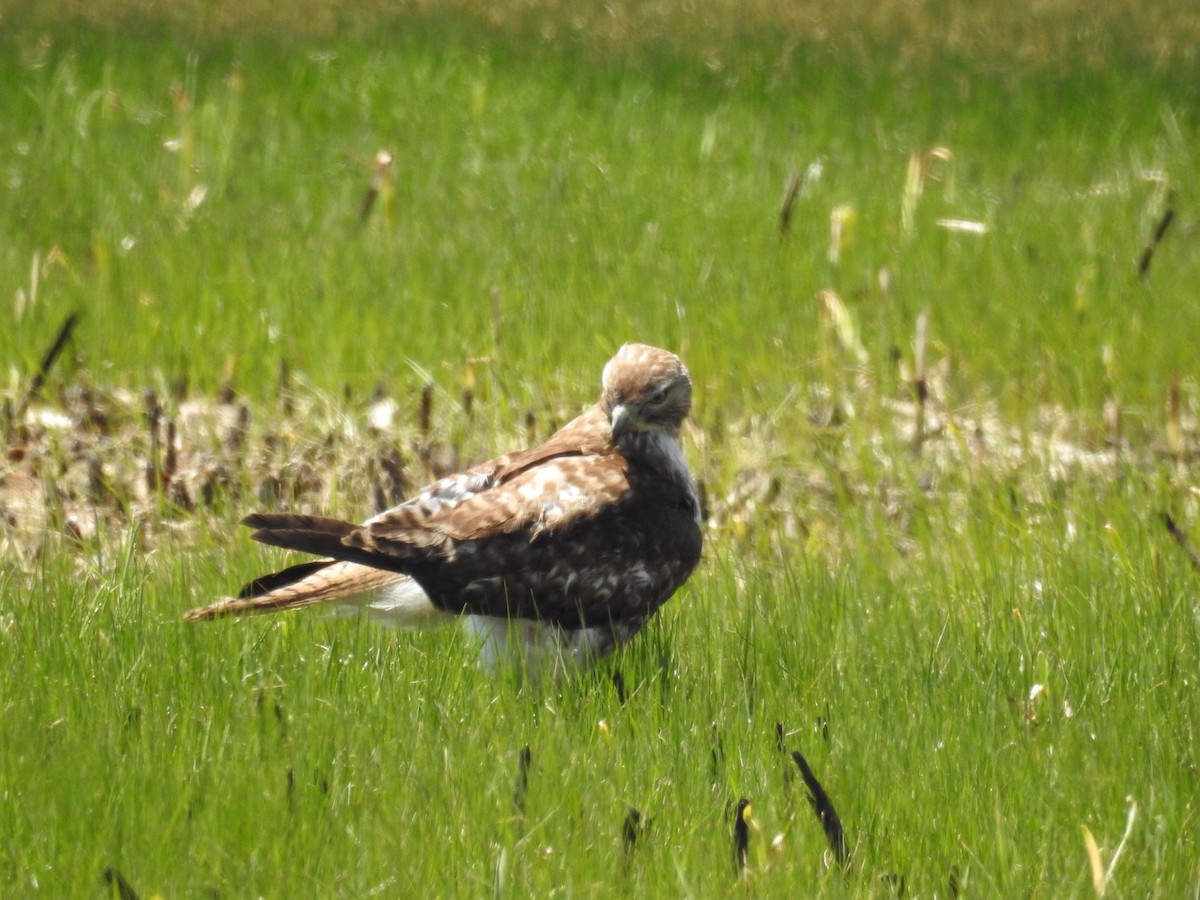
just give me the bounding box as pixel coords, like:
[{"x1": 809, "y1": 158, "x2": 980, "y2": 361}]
[{"x1": 610, "y1": 403, "x2": 636, "y2": 442}]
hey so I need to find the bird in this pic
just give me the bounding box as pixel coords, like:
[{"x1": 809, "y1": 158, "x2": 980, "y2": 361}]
[{"x1": 185, "y1": 343, "x2": 703, "y2": 672}]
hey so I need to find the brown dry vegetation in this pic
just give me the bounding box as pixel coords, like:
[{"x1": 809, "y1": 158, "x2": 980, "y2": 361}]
[
  {"x1": 2, "y1": 377, "x2": 465, "y2": 574},
  {"x1": 7, "y1": 345, "x2": 1198, "y2": 593}
]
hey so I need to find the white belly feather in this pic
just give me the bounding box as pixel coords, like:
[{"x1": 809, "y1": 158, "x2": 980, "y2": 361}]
[{"x1": 345, "y1": 576, "x2": 607, "y2": 673}]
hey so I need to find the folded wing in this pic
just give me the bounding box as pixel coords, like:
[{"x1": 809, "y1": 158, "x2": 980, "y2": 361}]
[{"x1": 242, "y1": 452, "x2": 700, "y2": 630}]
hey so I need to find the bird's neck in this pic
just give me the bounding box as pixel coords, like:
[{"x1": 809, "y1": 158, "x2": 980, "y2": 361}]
[{"x1": 620, "y1": 429, "x2": 699, "y2": 517}]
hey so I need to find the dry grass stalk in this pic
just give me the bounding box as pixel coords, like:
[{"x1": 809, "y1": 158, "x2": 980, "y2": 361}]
[
  {"x1": 913, "y1": 306, "x2": 930, "y2": 454},
  {"x1": 1082, "y1": 797, "x2": 1138, "y2": 896},
  {"x1": 827, "y1": 206, "x2": 853, "y2": 264},
  {"x1": 778, "y1": 170, "x2": 801, "y2": 239},
  {"x1": 791, "y1": 749, "x2": 849, "y2": 867},
  {"x1": 490, "y1": 284, "x2": 503, "y2": 351},
  {"x1": 1162, "y1": 513, "x2": 1200, "y2": 575},
  {"x1": 16, "y1": 311, "x2": 78, "y2": 418},
  {"x1": 358, "y1": 148, "x2": 394, "y2": 225},
  {"x1": 1137, "y1": 196, "x2": 1175, "y2": 278},
  {"x1": 1166, "y1": 373, "x2": 1183, "y2": 459},
  {"x1": 901, "y1": 150, "x2": 924, "y2": 235},
  {"x1": 1082, "y1": 825, "x2": 1105, "y2": 895}
]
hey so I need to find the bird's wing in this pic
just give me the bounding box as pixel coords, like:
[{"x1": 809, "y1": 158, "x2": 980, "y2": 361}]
[
  {"x1": 335, "y1": 404, "x2": 615, "y2": 543},
  {"x1": 356, "y1": 405, "x2": 609, "y2": 526},
  {"x1": 242, "y1": 451, "x2": 628, "y2": 568},
  {"x1": 371, "y1": 445, "x2": 627, "y2": 536},
  {"x1": 235, "y1": 404, "x2": 618, "y2": 579}
]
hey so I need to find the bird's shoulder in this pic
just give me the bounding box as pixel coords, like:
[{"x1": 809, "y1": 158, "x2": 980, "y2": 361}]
[{"x1": 362, "y1": 405, "x2": 623, "y2": 544}]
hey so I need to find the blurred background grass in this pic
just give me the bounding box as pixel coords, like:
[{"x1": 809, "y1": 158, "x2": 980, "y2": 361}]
[
  {"x1": 16, "y1": 0, "x2": 1200, "y2": 69},
  {"x1": 3, "y1": 0, "x2": 1199, "y2": 428}
]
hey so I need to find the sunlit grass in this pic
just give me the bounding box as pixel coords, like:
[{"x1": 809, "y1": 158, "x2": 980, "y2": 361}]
[
  {"x1": 3, "y1": 13, "x2": 1198, "y2": 420},
  {"x1": 2, "y1": 3, "x2": 1200, "y2": 897},
  {"x1": 4, "y1": 473, "x2": 1197, "y2": 895}
]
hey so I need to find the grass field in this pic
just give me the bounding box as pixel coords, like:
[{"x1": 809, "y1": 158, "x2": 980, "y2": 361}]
[{"x1": 3, "y1": 2, "x2": 1200, "y2": 897}]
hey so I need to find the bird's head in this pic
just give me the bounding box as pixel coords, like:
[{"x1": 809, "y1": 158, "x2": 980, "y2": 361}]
[{"x1": 600, "y1": 344, "x2": 693, "y2": 448}]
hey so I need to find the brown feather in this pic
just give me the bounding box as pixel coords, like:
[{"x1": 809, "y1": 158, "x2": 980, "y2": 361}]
[
  {"x1": 184, "y1": 561, "x2": 406, "y2": 620},
  {"x1": 237, "y1": 560, "x2": 334, "y2": 598},
  {"x1": 241, "y1": 514, "x2": 358, "y2": 559}
]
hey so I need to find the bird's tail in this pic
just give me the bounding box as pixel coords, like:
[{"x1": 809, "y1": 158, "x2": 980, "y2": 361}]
[
  {"x1": 184, "y1": 558, "x2": 407, "y2": 621},
  {"x1": 241, "y1": 512, "x2": 359, "y2": 557},
  {"x1": 186, "y1": 512, "x2": 452, "y2": 626}
]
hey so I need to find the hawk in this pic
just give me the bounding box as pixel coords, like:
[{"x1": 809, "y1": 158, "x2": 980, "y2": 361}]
[{"x1": 186, "y1": 344, "x2": 703, "y2": 670}]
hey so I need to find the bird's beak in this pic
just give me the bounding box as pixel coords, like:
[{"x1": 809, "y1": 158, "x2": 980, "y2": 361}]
[{"x1": 610, "y1": 403, "x2": 635, "y2": 442}]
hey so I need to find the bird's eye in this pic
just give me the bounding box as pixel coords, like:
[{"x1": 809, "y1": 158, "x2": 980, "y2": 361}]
[{"x1": 646, "y1": 387, "x2": 668, "y2": 407}]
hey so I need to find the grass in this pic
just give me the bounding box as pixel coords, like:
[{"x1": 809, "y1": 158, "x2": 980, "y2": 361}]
[
  {"x1": 3, "y1": 2, "x2": 1200, "y2": 896},
  {"x1": 6, "y1": 476, "x2": 1198, "y2": 895},
  {"x1": 4, "y1": 10, "x2": 1199, "y2": 419}
]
